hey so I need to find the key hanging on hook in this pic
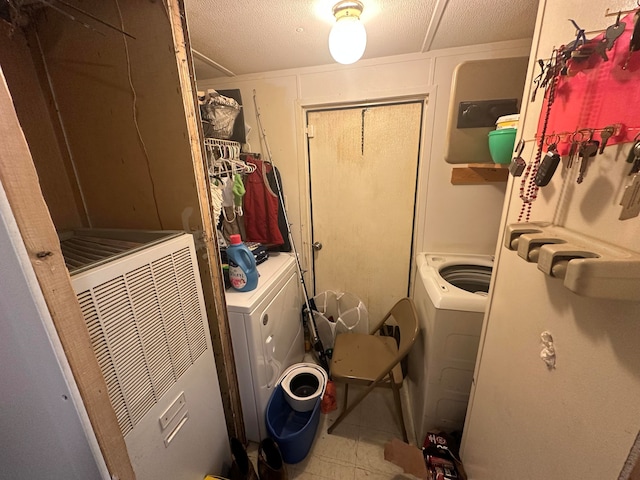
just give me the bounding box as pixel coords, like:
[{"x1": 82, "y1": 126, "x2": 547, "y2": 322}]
[
  {"x1": 576, "y1": 130, "x2": 599, "y2": 184},
  {"x1": 534, "y1": 136, "x2": 561, "y2": 186},
  {"x1": 509, "y1": 139, "x2": 527, "y2": 177}
]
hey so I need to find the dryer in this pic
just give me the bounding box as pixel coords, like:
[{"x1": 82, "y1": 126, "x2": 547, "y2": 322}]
[
  {"x1": 407, "y1": 252, "x2": 493, "y2": 444},
  {"x1": 225, "y1": 253, "x2": 305, "y2": 442}
]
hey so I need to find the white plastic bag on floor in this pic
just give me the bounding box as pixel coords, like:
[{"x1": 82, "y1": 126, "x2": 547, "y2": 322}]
[{"x1": 312, "y1": 291, "x2": 368, "y2": 351}]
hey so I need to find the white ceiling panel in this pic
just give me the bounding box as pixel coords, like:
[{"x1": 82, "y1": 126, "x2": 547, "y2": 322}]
[
  {"x1": 185, "y1": 0, "x2": 333, "y2": 76},
  {"x1": 184, "y1": 0, "x2": 538, "y2": 80},
  {"x1": 429, "y1": 0, "x2": 538, "y2": 51},
  {"x1": 365, "y1": 0, "x2": 436, "y2": 58}
]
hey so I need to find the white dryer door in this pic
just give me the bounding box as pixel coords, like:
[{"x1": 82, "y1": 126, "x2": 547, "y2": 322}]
[
  {"x1": 259, "y1": 270, "x2": 304, "y2": 389},
  {"x1": 254, "y1": 269, "x2": 305, "y2": 439}
]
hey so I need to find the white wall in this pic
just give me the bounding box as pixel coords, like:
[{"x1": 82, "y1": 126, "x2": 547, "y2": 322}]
[
  {"x1": 0, "y1": 180, "x2": 108, "y2": 480},
  {"x1": 197, "y1": 39, "x2": 531, "y2": 292},
  {"x1": 462, "y1": 0, "x2": 640, "y2": 478}
]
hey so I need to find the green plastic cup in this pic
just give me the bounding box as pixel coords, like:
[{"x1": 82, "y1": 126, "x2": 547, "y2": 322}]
[{"x1": 488, "y1": 128, "x2": 517, "y2": 164}]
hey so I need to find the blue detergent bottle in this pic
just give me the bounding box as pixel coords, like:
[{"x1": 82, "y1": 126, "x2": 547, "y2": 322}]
[{"x1": 226, "y1": 234, "x2": 258, "y2": 292}]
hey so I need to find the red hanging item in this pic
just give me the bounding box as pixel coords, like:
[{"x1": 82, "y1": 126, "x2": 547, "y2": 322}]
[
  {"x1": 243, "y1": 156, "x2": 284, "y2": 246},
  {"x1": 537, "y1": 10, "x2": 640, "y2": 154}
]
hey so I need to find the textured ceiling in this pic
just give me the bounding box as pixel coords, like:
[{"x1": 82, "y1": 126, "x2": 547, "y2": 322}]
[
  {"x1": 430, "y1": 0, "x2": 539, "y2": 50},
  {"x1": 184, "y1": 0, "x2": 539, "y2": 80}
]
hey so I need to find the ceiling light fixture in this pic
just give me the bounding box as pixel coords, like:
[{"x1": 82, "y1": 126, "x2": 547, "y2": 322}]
[{"x1": 328, "y1": 0, "x2": 366, "y2": 65}]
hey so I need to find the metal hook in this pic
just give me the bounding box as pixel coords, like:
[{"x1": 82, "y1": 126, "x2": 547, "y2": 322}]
[
  {"x1": 616, "y1": 10, "x2": 622, "y2": 26},
  {"x1": 569, "y1": 19, "x2": 586, "y2": 47}
]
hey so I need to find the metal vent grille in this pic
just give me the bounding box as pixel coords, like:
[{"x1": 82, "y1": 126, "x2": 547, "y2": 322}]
[
  {"x1": 153, "y1": 254, "x2": 192, "y2": 378},
  {"x1": 61, "y1": 235, "x2": 143, "y2": 272},
  {"x1": 78, "y1": 290, "x2": 134, "y2": 436},
  {"x1": 74, "y1": 242, "x2": 207, "y2": 436},
  {"x1": 174, "y1": 247, "x2": 207, "y2": 361},
  {"x1": 127, "y1": 264, "x2": 175, "y2": 401}
]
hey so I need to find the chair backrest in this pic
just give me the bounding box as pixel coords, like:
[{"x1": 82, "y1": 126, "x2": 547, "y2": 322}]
[{"x1": 370, "y1": 297, "x2": 419, "y2": 359}]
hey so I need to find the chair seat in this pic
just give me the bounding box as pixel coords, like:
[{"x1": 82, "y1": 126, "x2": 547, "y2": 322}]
[{"x1": 330, "y1": 333, "x2": 403, "y2": 386}]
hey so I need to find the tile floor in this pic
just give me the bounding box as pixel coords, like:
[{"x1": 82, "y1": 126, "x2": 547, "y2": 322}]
[{"x1": 247, "y1": 382, "x2": 421, "y2": 480}]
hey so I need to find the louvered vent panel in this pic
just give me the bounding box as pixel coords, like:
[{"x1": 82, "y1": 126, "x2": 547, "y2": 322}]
[
  {"x1": 126, "y1": 265, "x2": 176, "y2": 399},
  {"x1": 77, "y1": 290, "x2": 133, "y2": 436},
  {"x1": 70, "y1": 234, "x2": 209, "y2": 438},
  {"x1": 152, "y1": 255, "x2": 192, "y2": 378},
  {"x1": 93, "y1": 277, "x2": 156, "y2": 427},
  {"x1": 173, "y1": 247, "x2": 207, "y2": 361}
]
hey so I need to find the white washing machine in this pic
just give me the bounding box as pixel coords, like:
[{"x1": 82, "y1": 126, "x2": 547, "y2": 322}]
[
  {"x1": 407, "y1": 252, "x2": 493, "y2": 444},
  {"x1": 225, "y1": 253, "x2": 305, "y2": 442}
]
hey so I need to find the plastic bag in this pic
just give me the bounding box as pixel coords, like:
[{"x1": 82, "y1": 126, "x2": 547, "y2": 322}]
[
  {"x1": 199, "y1": 89, "x2": 240, "y2": 139},
  {"x1": 312, "y1": 290, "x2": 368, "y2": 350}
]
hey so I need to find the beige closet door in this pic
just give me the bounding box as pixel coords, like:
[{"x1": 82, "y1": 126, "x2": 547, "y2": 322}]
[{"x1": 307, "y1": 102, "x2": 422, "y2": 322}]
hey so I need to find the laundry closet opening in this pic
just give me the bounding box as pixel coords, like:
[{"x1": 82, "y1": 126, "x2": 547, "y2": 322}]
[{"x1": 305, "y1": 100, "x2": 424, "y2": 322}]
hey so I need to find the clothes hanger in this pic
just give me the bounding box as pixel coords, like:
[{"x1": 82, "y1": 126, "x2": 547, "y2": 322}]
[{"x1": 204, "y1": 139, "x2": 255, "y2": 175}]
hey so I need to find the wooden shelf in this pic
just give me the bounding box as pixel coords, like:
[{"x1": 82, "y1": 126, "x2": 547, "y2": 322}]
[{"x1": 451, "y1": 163, "x2": 509, "y2": 185}]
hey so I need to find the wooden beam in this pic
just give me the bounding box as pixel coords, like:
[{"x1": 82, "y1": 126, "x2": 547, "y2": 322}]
[{"x1": 167, "y1": 0, "x2": 245, "y2": 443}]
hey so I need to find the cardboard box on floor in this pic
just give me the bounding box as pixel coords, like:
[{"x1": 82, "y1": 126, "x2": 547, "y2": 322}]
[{"x1": 384, "y1": 437, "x2": 467, "y2": 480}]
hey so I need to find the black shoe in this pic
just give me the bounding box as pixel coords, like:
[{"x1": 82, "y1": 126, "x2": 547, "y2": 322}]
[
  {"x1": 229, "y1": 437, "x2": 258, "y2": 480},
  {"x1": 258, "y1": 438, "x2": 287, "y2": 480}
]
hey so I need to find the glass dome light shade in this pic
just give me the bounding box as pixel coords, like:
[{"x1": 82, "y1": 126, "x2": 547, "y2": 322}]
[{"x1": 329, "y1": 15, "x2": 367, "y2": 65}]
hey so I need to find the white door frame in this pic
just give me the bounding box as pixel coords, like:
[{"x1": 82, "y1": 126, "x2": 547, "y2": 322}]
[{"x1": 294, "y1": 88, "x2": 438, "y2": 298}]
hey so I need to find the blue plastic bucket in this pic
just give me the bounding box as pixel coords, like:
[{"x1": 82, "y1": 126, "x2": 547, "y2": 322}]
[{"x1": 265, "y1": 383, "x2": 321, "y2": 464}]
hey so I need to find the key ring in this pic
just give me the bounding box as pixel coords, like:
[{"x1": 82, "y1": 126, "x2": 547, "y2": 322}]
[
  {"x1": 572, "y1": 130, "x2": 587, "y2": 143},
  {"x1": 574, "y1": 128, "x2": 593, "y2": 143},
  {"x1": 545, "y1": 133, "x2": 561, "y2": 149}
]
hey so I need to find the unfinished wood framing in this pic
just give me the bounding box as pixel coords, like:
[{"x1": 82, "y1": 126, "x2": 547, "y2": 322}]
[
  {"x1": 166, "y1": 0, "x2": 244, "y2": 442},
  {"x1": 0, "y1": 0, "x2": 244, "y2": 476}
]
